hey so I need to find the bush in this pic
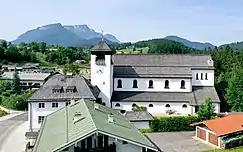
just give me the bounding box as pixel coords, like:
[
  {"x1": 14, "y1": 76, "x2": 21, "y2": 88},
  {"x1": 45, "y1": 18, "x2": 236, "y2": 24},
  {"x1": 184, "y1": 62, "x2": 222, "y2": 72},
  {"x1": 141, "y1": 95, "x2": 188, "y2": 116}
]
[
  {"x1": 0, "y1": 90, "x2": 35, "y2": 110},
  {"x1": 0, "y1": 109, "x2": 7, "y2": 117},
  {"x1": 139, "y1": 129, "x2": 152, "y2": 133},
  {"x1": 150, "y1": 116, "x2": 201, "y2": 132}
]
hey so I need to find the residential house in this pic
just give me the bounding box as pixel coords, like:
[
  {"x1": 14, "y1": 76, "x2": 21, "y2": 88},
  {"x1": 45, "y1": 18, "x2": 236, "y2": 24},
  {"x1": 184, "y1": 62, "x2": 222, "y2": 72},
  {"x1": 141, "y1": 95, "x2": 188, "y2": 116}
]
[{"x1": 32, "y1": 100, "x2": 160, "y2": 152}]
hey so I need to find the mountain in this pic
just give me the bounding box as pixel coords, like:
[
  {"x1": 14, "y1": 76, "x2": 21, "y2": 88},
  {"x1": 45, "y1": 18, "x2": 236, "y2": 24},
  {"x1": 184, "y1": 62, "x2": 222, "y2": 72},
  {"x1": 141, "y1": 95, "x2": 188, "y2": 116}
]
[
  {"x1": 12, "y1": 23, "x2": 120, "y2": 46},
  {"x1": 220, "y1": 41, "x2": 243, "y2": 49},
  {"x1": 164, "y1": 36, "x2": 215, "y2": 50},
  {"x1": 64, "y1": 25, "x2": 120, "y2": 43}
]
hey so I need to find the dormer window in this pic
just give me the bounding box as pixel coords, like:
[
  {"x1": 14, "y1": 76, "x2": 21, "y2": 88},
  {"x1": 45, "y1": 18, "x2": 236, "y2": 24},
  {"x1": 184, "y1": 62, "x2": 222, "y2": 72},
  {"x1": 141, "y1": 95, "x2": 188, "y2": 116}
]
[
  {"x1": 52, "y1": 85, "x2": 63, "y2": 93},
  {"x1": 66, "y1": 86, "x2": 77, "y2": 93}
]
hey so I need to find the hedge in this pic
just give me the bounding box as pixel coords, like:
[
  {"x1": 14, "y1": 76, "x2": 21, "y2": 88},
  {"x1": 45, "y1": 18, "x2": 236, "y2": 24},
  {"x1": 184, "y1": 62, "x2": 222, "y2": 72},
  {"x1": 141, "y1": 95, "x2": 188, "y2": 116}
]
[{"x1": 150, "y1": 116, "x2": 201, "y2": 132}]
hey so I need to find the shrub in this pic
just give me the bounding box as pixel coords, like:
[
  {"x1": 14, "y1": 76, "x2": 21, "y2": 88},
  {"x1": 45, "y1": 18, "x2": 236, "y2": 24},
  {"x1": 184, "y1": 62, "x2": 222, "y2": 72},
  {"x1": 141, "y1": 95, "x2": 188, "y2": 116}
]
[
  {"x1": 0, "y1": 109, "x2": 7, "y2": 117},
  {"x1": 139, "y1": 129, "x2": 152, "y2": 133},
  {"x1": 150, "y1": 116, "x2": 201, "y2": 132}
]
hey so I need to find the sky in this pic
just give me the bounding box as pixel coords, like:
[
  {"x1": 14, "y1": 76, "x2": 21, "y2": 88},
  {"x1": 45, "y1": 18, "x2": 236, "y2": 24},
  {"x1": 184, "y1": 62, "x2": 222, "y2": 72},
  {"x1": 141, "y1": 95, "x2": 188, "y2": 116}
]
[{"x1": 1, "y1": 0, "x2": 243, "y2": 46}]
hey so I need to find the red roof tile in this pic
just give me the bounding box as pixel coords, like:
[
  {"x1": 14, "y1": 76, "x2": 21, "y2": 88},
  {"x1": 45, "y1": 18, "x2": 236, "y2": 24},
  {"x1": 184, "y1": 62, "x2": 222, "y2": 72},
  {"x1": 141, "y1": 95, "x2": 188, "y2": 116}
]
[{"x1": 202, "y1": 114, "x2": 243, "y2": 136}]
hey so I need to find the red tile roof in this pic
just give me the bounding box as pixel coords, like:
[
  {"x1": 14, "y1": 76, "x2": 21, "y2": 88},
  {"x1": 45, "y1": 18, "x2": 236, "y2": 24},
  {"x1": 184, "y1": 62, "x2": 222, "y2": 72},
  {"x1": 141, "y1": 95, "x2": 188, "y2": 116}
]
[{"x1": 202, "y1": 114, "x2": 243, "y2": 136}]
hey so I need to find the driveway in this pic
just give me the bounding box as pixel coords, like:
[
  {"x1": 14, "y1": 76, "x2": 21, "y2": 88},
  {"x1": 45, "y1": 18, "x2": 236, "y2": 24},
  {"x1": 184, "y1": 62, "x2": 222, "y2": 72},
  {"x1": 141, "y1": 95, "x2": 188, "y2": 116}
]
[
  {"x1": 145, "y1": 132, "x2": 213, "y2": 152},
  {"x1": 0, "y1": 113, "x2": 27, "y2": 152}
]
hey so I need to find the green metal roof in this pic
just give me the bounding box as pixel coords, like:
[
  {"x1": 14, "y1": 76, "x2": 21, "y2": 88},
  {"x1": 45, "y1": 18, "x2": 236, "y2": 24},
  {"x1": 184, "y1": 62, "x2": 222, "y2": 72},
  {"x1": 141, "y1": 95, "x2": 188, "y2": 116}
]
[{"x1": 33, "y1": 100, "x2": 158, "y2": 152}]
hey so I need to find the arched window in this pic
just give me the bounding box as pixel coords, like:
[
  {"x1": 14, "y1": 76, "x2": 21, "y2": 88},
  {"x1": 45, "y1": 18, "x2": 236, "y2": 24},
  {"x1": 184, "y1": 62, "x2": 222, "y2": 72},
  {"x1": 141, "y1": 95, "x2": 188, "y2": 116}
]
[
  {"x1": 149, "y1": 104, "x2": 154, "y2": 107},
  {"x1": 201, "y1": 73, "x2": 203, "y2": 80},
  {"x1": 181, "y1": 80, "x2": 185, "y2": 89},
  {"x1": 164, "y1": 80, "x2": 169, "y2": 89},
  {"x1": 133, "y1": 80, "x2": 138, "y2": 88},
  {"x1": 117, "y1": 79, "x2": 122, "y2": 88},
  {"x1": 148, "y1": 80, "x2": 153, "y2": 88},
  {"x1": 115, "y1": 103, "x2": 120, "y2": 107},
  {"x1": 165, "y1": 104, "x2": 170, "y2": 108},
  {"x1": 196, "y1": 73, "x2": 199, "y2": 80},
  {"x1": 205, "y1": 73, "x2": 208, "y2": 80},
  {"x1": 132, "y1": 103, "x2": 137, "y2": 107},
  {"x1": 182, "y1": 104, "x2": 187, "y2": 108}
]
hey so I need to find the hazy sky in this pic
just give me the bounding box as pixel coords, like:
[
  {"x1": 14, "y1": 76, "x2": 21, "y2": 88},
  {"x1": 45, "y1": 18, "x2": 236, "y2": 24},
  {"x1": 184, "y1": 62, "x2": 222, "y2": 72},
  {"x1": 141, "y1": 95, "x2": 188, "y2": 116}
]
[{"x1": 1, "y1": 0, "x2": 243, "y2": 45}]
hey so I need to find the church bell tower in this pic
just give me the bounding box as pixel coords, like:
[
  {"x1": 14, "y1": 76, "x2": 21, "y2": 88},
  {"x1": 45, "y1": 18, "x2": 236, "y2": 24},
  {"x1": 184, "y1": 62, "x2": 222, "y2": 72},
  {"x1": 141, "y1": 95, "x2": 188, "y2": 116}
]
[{"x1": 90, "y1": 39, "x2": 115, "y2": 107}]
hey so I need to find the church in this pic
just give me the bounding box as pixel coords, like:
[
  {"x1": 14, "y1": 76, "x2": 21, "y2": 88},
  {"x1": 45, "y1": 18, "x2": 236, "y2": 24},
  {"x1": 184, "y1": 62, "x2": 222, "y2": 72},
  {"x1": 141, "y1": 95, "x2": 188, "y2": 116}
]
[
  {"x1": 27, "y1": 40, "x2": 220, "y2": 135},
  {"x1": 91, "y1": 40, "x2": 220, "y2": 116}
]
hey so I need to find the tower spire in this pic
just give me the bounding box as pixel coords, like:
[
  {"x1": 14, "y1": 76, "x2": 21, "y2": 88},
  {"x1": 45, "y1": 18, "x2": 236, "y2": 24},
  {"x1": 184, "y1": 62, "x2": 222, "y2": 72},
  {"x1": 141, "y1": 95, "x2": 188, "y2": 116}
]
[{"x1": 101, "y1": 29, "x2": 104, "y2": 41}]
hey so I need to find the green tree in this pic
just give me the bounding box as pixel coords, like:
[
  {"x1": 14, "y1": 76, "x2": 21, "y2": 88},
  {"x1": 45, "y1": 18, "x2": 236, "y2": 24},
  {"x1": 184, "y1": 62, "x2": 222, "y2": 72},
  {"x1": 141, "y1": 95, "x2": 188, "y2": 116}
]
[
  {"x1": 133, "y1": 47, "x2": 136, "y2": 51},
  {"x1": 11, "y1": 68, "x2": 21, "y2": 94},
  {"x1": 132, "y1": 105, "x2": 147, "y2": 112},
  {"x1": 226, "y1": 69, "x2": 243, "y2": 111},
  {"x1": 197, "y1": 98, "x2": 215, "y2": 121},
  {"x1": 39, "y1": 42, "x2": 47, "y2": 53},
  {"x1": 0, "y1": 40, "x2": 8, "y2": 49}
]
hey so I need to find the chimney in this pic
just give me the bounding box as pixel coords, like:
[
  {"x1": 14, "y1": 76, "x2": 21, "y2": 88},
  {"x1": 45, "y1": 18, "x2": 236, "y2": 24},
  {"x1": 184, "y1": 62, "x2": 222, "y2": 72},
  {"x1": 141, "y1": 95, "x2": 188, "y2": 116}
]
[
  {"x1": 70, "y1": 99, "x2": 75, "y2": 105},
  {"x1": 108, "y1": 113, "x2": 114, "y2": 123},
  {"x1": 94, "y1": 103, "x2": 99, "y2": 110},
  {"x1": 73, "y1": 112, "x2": 83, "y2": 123}
]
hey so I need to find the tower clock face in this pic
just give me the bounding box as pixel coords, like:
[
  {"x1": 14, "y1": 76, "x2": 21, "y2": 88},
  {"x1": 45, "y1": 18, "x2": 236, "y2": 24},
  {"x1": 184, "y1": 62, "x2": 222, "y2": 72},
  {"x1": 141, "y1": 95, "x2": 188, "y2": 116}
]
[{"x1": 96, "y1": 67, "x2": 104, "y2": 75}]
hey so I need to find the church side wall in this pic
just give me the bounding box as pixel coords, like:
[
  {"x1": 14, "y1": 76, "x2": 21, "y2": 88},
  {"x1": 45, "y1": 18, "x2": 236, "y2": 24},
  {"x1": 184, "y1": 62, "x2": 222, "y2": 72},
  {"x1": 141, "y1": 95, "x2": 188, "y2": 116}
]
[
  {"x1": 114, "y1": 78, "x2": 192, "y2": 92},
  {"x1": 112, "y1": 102, "x2": 192, "y2": 115}
]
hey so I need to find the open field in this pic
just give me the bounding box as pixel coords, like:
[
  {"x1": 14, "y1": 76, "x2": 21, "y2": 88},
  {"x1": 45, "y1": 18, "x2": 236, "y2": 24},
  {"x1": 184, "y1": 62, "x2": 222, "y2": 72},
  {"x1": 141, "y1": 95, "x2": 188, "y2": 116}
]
[
  {"x1": 116, "y1": 47, "x2": 149, "y2": 54},
  {"x1": 204, "y1": 147, "x2": 243, "y2": 152}
]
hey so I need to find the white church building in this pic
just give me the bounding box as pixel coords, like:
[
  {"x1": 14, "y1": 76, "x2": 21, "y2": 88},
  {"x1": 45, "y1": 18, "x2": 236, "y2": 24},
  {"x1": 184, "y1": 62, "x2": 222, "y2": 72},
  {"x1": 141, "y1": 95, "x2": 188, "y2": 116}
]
[
  {"x1": 91, "y1": 40, "x2": 220, "y2": 116},
  {"x1": 26, "y1": 40, "x2": 220, "y2": 141}
]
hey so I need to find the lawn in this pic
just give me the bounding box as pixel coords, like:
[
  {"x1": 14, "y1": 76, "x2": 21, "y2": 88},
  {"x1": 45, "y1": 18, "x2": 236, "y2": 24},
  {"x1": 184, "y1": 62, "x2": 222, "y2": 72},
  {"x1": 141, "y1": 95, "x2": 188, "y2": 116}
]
[
  {"x1": 205, "y1": 147, "x2": 243, "y2": 152},
  {"x1": 116, "y1": 47, "x2": 149, "y2": 54}
]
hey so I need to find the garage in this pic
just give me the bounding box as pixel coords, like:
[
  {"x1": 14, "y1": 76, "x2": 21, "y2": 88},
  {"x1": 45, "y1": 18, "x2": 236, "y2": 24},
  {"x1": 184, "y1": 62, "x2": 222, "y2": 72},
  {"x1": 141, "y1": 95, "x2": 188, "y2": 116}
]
[
  {"x1": 197, "y1": 127, "x2": 206, "y2": 141},
  {"x1": 209, "y1": 132, "x2": 218, "y2": 146}
]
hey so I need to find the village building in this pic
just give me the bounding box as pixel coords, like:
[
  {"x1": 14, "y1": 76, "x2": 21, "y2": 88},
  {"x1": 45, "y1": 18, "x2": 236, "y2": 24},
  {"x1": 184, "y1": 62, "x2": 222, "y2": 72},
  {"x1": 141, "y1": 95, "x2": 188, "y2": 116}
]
[
  {"x1": 31, "y1": 100, "x2": 159, "y2": 152},
  {"x1": 192, "y1": 114, "x2": 243, "y2": 149},
  {"x1": 123, "y1": 111, "x2": 154, "y2": 129},
  {"x1": 0, "y1": 71, "x2": 52, "y2": 90},
  {"x1": 27, "y1": 74, "x2": 100, "y2": 132}
]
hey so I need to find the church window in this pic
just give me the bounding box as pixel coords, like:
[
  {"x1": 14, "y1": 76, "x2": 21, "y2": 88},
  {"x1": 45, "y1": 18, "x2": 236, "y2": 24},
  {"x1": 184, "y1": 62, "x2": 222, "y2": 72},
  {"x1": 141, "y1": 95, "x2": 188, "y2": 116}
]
[
  {"x1": 196, "y1": 73, "x2": 199, "y2": 80},
  {"x1": 148, "y1": 80, "x2": 153, "y2": 88},
  {"x1": 115, "y1": 103, "x2": 120, "y2": 107},
  {"x1": 133, "y1": 80, "x2": 138, "y2": 88},
  {"x1": 117, "y1": 79, "x2": 122, "y2": 88},
  {"x1": 149, "y1": 104, "x2": 154, "y2": 107},
  {"x1": 181, "y1": 80, "x2": 185, "y2": 89},
  {"x1": 205, "y1": 73, "x2": 208, "y2": 80},
  {"x1": 165, "y1": 104, "x2": 170, "y2": 108},
  {"x1": 201, "y1": 73, "x2": 204, "y2": 80},
  {"x1": 164, "y1": 80, "x2": 169, "y2": 89},
  {"x1": 182, "y1": 104, "x2": 187, "y2": 108}
]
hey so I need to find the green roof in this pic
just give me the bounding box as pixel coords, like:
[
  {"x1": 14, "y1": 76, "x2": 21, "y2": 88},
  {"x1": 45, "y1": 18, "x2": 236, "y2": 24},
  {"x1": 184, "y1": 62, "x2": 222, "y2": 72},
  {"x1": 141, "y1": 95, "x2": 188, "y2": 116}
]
[{"x1": 33, "y1": 100, "x2": 158, "y2": 152}]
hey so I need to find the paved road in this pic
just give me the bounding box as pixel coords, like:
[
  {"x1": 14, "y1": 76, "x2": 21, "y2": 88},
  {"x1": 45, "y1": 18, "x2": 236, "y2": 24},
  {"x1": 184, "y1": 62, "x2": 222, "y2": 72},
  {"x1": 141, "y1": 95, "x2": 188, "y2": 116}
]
[
  {"x1": 146, "y1": 132, "x2": 213, "y2": 152},
  {"x1": 0, "y1": 113, "x2": 27, "y2": 150}
]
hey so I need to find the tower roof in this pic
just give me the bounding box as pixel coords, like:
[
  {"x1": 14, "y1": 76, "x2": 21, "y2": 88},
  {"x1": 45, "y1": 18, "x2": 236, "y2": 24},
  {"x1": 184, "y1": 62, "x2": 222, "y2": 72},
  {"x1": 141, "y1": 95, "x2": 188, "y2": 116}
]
[{"x1": 91, "y1": 40, "x2": 114, "y2": 54}]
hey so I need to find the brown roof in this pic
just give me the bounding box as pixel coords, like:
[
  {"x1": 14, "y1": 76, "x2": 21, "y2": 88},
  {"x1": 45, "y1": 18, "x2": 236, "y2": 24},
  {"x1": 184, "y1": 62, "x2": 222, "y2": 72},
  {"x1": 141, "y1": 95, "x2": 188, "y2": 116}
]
[{"x1": 201, "y1": 114, "x2": 243, "y2": 136}]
